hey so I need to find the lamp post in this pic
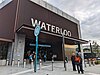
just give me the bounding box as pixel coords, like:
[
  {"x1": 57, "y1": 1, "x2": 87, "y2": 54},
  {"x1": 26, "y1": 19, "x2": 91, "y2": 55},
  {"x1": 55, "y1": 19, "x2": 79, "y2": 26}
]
[
  {"x1": 62, "y1": 33, "x2": 66, "y2": 69},
  {"x1": 88, "y1": 40, "x2": 93, "y2": 66},
  {"x1": 89, "y1": 40, "x2": 94, "y2": 59},
  {"x1": 90, "y1": 42, "x2": 93, "y2": 54}
]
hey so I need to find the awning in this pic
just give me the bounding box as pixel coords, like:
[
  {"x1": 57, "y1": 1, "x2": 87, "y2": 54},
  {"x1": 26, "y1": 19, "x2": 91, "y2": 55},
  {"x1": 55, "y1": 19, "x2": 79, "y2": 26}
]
[{"x1": 16, "y1": 25, "x2": 88, "y2": 45}]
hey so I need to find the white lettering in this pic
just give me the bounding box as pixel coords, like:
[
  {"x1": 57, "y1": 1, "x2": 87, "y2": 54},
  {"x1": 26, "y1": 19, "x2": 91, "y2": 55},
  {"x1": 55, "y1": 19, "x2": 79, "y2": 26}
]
[
  {"x1": 51, "y1": 25, "x2": 55, "y2": 33},
  {"x1": 46, "y1": 23, "x2": 51, "y2": 31},
  {"x1": 41, "y1": 22, "x2": 46, "y2": 30},
  {"x1": 31, "y1": 18, "x2": 41, "y2": 27},
  {"x1": 31, "y1": 18, "x2": 72, "y2": 37},
  {"x1": 56, "y1": 27, "x2": 60, "y2": 34},
  {"x1": 67, "y1": 31, "x2": 71, "y2": 36},
  {"x1": 63, "y1": 30, "x2": 68, "y2": 36}
]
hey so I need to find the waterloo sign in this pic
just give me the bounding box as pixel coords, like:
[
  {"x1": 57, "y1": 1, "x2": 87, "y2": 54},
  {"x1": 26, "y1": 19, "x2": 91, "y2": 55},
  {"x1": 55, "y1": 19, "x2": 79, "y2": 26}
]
[{"x1": 31, "y1": 18, "x2": 72, "y2": 37}]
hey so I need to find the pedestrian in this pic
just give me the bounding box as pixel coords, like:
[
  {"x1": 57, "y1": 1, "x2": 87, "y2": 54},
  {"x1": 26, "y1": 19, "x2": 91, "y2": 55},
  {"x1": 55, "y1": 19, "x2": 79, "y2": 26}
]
[
  {"x1": 75, "y1": 53, "x2": 84, "y2": 74},
  {"x1": 44, "y1": 54, "x2": 46, "y2": 62},
  {"x1": 71, "y1": 53, "x2": 76, "y2": 71},
  {"x1": 32, "y1": 51, "x2": 36, "y2": 61},
  {"x1": 65, "y1": 56, "x2": 68, "y2": 63},
  {"x1": 29, "y1": 53, "x2": 33, "y2": 64}
]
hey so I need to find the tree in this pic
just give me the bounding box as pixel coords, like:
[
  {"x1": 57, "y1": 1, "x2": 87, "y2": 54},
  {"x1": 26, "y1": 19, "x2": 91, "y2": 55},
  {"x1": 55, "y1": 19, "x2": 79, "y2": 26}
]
[{"x1": 92, "y1": 41, "x2": 100, "y2": 57}]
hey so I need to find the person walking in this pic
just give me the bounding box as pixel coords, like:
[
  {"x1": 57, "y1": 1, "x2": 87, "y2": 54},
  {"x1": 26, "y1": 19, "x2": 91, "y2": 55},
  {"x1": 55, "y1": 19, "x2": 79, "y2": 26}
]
[
  {"x1": 75, "y1": 53, "x2": 84, "y2": 74},
  {"x1": 33, "y1": 51, "x2": 36, "y2": 61},
  {"x1": 71, "y1": 53, "x2": 76, "y2": 71},
  {"x1": 29, "y1": 53, "x2": 33, "y2": 64},
  {"x1": 44, "y1": 54, "x2": 46, "y2": 62}
]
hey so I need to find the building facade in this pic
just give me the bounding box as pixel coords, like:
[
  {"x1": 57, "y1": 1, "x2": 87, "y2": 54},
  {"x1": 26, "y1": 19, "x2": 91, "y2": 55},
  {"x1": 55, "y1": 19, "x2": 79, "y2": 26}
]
[{"x1": 0, "y1": 0, "x2": 88, "y2": 64}]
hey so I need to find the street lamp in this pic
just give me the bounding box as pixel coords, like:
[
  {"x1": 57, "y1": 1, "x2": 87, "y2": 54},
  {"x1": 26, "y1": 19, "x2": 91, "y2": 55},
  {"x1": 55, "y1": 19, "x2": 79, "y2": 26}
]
[
  {"x1": 62, "y1": 32, "x2": 66, "y2": 69},
  {"x1": 88, "y1": 40, "x2": 94, "y2": 65},
  {"x1": 89, "y1": 40, "x2": 93, "y2": 54}
]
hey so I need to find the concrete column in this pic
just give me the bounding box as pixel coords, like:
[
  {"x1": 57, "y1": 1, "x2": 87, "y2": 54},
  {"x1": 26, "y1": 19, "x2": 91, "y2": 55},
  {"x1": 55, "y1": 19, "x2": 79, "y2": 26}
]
[
  {"x1": 7, "y1": 42, "x2": 14, "y2": 65},
  {"x1": 13, "y1": 33, "x2": 25, "y2": 64},
  {"x1": 77, "y1": 22, "x2": 85, "y2": 70},
  {"x1": 80, "y1": 45, "x2": 85, "y2": 70},
  {"x1": 77, "y1": 44, "x2": 85, "y2": 70}
]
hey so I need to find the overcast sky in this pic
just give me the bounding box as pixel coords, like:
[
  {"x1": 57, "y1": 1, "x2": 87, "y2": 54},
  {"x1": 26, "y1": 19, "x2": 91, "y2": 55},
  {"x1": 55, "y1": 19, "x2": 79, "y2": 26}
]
[
  {"x1": 44, "y1": 0, "x2": 100, "y2": 44},
  {"x1": 0, "y1": 0, "x2": 100, "y2": 44}
]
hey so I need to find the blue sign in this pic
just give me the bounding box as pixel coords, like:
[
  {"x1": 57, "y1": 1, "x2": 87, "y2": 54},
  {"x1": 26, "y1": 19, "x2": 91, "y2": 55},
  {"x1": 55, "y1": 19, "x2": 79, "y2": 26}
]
[{"x1": 34, "y1": 25, "x2": 41, "y2": 36}]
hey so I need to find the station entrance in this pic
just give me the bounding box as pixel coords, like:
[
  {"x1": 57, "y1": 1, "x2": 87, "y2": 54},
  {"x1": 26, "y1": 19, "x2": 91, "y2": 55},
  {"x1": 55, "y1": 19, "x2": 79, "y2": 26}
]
[
  {"x1": 24, "y1": 38, "x2": 52, "y2": 63},
  {"x1": 14, "y1": 25, "x2": 88, "y2": 63}
]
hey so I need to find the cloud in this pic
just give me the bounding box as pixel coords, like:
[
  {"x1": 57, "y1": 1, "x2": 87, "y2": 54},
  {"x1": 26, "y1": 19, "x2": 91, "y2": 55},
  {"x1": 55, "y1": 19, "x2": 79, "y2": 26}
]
[
  {"x1": 44, "y1": 0, "x2": 100, "y2": 44},
  {"x1": 81, "y1": 12, "x2": 100, "y2": 39},
  {"x1": 0, "y1": 0, "x2": 3, "y2": 3}
]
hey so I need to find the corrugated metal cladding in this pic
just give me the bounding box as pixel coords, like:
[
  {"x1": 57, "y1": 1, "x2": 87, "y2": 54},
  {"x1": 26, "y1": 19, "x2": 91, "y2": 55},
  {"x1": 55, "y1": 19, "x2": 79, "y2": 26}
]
[
  {"x1": 0, "y1": 0, "x2": 79, "y2": 41},
  {"x1": 16, "y1": 0, "x2": 79, "y2": 39}
]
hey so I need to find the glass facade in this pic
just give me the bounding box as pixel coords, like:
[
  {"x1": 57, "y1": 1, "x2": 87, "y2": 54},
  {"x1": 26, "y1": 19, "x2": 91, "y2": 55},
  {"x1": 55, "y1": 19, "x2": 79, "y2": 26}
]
[
  {"x1": 0, "y1": 41, "x2": 9, "y2": 59},
  {"x1": 65, "y1": 44, "x2": 77, "y2": 60}
]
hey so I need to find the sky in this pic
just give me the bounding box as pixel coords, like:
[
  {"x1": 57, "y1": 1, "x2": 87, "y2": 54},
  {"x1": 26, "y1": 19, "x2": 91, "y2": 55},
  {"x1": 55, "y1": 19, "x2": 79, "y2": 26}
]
[
  {"x1": 43, "y1": 0, "x2": 100, "y2": 45},
  {"x1": 0, "y1": 0, "x2": 100, "y2": 44},
  {"x1": 0, "y1": 0, "x2": 5, "y2": 3}
]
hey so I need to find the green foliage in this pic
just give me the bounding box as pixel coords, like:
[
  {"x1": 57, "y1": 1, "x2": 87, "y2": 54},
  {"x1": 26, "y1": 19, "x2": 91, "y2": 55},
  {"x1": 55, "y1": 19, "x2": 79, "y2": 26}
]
[
  {"x1": 95, "y1": 60, "x2": 100, "y2": 64},
  {"x1": 92, "y1": 41, "x2": 100, "y2": 58},
  {"x1": 92, "y1": 41, "x2": 99, "y2": 53}
]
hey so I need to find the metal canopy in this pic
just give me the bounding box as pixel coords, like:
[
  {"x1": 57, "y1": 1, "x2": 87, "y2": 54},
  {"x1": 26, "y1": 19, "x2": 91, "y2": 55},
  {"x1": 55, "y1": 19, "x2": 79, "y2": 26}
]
[{"x1": 16, "y1": 25, "x2": 88, "y2": 45}]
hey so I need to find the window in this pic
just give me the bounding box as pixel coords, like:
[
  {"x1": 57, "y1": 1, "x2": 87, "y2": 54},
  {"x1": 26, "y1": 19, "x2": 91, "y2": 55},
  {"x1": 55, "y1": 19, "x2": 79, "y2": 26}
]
[{"x1": 0, "y1": 41, "x2": 9, "y2": 60}]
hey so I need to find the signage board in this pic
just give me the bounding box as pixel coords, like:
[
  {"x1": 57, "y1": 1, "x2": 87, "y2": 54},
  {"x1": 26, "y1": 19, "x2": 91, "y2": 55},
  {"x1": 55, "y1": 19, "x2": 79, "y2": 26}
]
[
  {"x1": 34, "y1": 25, "x2": 41, "y2": 36},
  {"x1": 31, "y1": 18, "x2": 72, "y2": 37}
]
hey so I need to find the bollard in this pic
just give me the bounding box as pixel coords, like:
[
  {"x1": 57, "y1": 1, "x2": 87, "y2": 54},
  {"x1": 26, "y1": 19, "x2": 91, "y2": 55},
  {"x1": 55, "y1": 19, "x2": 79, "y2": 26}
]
[
  {"x1": 39, "y1": 59, "x2": 42, "y2": 70},
  {"x1": 89, "y1": 59, "x2": 91, "y2": 66},
  {"x1": 65, "y1": 60, "x2": 67, "y2": 71},
  {"x1": 23, "y1": 59, "x2": 26, "y2": 68},
  {"x1": 52, "y1": 59, "x2": 54, "y2": 71},
  {"x1": 12, "y1": 59, "x2": 14, "y2": 67},
  {"x1": 84, "y1": 59, "x2": 87, "y2": 67},
  {"x1": 17, "y1": 59, "x2": 20, "y2": 67},
  {"x1": 84, "y1": 61, "x2": 87, "y2": 67},
  {"x1": 6, "y1": 59, "x2": 9, "y2": 66},
  {"x1": 31, "y1": 60, "x2": 34, "y2": 69}
]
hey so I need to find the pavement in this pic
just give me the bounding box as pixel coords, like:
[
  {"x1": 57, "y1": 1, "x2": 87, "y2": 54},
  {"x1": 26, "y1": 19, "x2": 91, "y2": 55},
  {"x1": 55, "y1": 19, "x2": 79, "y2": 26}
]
[{"x1": 0, "y1": 61, "x2": 100, "y2": 75}]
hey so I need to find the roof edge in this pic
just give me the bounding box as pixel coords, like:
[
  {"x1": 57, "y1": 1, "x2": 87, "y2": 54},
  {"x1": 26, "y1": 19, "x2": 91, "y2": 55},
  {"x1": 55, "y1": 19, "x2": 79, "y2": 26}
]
[{"x1": 30, "y1": 0, "x2": 79, "y2": 24}]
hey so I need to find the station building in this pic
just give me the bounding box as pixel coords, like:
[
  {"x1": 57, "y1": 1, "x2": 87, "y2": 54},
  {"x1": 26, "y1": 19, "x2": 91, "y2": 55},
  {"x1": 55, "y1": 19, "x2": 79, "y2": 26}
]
[{"x1": 0, "y1": 0, "x2": 88, "y2": 64}]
